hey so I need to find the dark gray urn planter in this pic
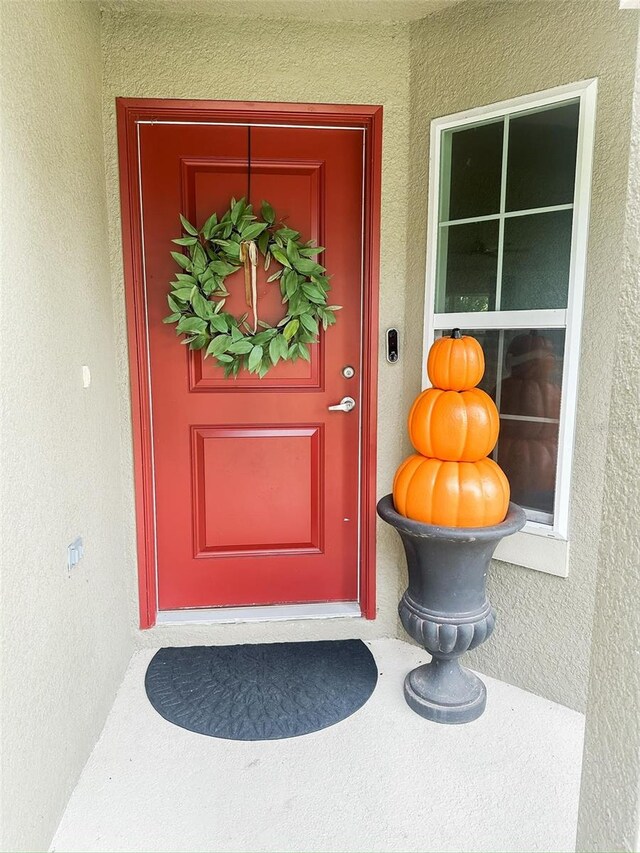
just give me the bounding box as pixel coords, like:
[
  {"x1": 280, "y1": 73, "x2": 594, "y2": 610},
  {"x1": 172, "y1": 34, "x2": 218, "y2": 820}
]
[{"x1": 377, "y1": 495, "x2": 526, "y2": 725}]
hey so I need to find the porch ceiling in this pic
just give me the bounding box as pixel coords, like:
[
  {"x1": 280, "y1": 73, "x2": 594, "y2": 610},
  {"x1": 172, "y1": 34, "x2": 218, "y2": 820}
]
[{"x1": 100, "y1": 0, "x2": 467, "y2": 22}]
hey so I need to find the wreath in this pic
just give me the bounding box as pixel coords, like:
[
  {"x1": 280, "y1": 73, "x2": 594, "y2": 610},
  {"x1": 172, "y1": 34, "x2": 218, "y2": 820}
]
[{"x1": 164, "y1": 197, "x2": 340, "y2": 377}]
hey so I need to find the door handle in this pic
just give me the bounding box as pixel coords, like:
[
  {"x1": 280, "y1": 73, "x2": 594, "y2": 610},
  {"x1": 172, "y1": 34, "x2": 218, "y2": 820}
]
[{"x1": 328, "y1": 396, "x2": 356, "y2": 412}]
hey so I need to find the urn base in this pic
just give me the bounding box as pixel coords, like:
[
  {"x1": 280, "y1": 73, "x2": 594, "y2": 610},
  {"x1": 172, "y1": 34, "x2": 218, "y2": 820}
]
[
  {"x1": 377, "y1": 495, "x2": 526, "y2": 725},
  {"x1": 404, "y1": 658, "x2": 486, "y2": 724}
]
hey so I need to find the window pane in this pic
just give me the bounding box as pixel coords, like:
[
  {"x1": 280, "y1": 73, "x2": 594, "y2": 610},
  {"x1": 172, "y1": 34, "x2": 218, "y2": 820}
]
[
  {"x1": 506, "y1": 101, "x2": 579, "y2": 212},
  {"x1": 497, "y1": 420, "x2": 559, "y2": 517},
  {"x1": 442, "y1": 120, "x2": 503, "y2": 221},
  {"x1": 435, "y1": 328, "x2": 565, "y2": 522},
  {"x1": 436, "y1": 220, "x2": 499, "y2": 313},
  {"x1": 499, "y1": 329, "x2": 565, "y2": 418},
  {"x1": 500, "y1": 210, "x2": 573, "y2": 310}
]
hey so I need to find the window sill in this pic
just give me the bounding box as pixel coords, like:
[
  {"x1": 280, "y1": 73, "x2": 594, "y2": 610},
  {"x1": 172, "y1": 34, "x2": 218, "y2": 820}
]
[{"x1": 493, "y1": 530, "x2": 569, "y2": 577}]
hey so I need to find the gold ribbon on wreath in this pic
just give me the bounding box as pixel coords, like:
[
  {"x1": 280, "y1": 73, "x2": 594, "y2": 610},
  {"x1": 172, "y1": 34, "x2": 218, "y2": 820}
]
[{"x1": 239, "y1": 240, "x2": 259, "y2": 334}]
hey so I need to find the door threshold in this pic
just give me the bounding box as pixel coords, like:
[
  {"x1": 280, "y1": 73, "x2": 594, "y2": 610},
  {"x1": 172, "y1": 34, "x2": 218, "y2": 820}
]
[{"x1": 155, "y1": 601, "x2": 362, "y2": 626}]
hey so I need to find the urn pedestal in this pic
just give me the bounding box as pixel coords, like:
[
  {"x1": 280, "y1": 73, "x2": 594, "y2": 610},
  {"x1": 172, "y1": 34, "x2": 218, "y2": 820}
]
[{"x1": 377, "y1": 495, "x2": 526, "y2": 724}]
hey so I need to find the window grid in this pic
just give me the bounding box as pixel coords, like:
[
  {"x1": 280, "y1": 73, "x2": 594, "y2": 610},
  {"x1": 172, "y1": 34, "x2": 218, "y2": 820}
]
[
  {"x1": 438, "y1": 107, "x2": 572, "y2": 521},
  {"x1": 438, "y1": 203, "x2": 574, "y2": 228},
  {"x1": 435, "y1": 111, "x2": 576, "y2": 319},
  {"x1": 433, "y1": 308, "x2": 567, "y2": 330},
  {"x1": 424, "y1": 80, "x2": 598, "y2": 552},
  {"x1": 499, "y1": 414, "x2": 560, "y2": 424},
  {"x1": 493, "y1": 329, "x2": 505, "y2": 411},
  {"x1": 494, "y1": 115, "x2": 510, "y2": 312}
]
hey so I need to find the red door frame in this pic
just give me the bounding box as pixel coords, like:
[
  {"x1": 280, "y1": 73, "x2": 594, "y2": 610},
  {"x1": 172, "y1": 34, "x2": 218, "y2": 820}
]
[{"x1": 116, "y1": 99, "x2": 382, "y2": 628}]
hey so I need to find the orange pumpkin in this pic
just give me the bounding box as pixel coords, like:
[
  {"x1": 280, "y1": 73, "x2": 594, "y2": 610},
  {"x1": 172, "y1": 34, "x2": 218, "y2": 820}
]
[
  {"x1": 408, "y1": 387, "x2": 499, "y2": 462},
  {"x1": 393, "y1": 454, "x2": 509, "y2": 528},
  {"x1": 427, "y1": 329, "x2": 485, "y2": 391}
]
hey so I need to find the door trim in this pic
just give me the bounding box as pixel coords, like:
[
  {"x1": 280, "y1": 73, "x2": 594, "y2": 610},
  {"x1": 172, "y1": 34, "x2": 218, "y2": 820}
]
[
  {"x1": 116, "y1": 99, "x2": 382, "y2": 628},
  {"x1": 155, "y1": 602, "x2": 362, "y2": 626}
]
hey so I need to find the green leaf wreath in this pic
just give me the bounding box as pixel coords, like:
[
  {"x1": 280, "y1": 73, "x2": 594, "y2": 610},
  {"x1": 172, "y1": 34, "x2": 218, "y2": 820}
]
[{"x1": 164, "y1": 198, "x2": 340, "y2": 378}]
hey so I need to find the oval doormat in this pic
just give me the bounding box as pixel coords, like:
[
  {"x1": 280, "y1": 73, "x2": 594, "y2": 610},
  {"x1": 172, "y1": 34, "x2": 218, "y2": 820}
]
[{"x1": 145, "y1": 639, "x2": 378, "y2": 741}]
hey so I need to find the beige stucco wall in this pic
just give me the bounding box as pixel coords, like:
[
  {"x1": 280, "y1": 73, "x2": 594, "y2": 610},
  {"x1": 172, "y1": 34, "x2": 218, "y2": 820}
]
[
  {"x1": 406, "y1": 0, "x2": 640, "y2": 711},
  {"x1": 577, "y1": 29, "x2": 640, "y2": 853},
  {"x1": 101, "y1": 10, "x2": 414, "y2": 647},
  {"x1": 0, "y1": 3, "x2": 134, "y2": 851}
]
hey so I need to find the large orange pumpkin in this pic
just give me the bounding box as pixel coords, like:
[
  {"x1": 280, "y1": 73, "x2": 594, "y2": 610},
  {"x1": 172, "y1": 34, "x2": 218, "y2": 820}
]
[
  {"x1": 427, "y1": 329, "x2": 485, "y2": 391},
  {"x1": 393, "y1": 454, "x2": 509, "y2": 528},
  {"x1": 408, "y1": 387, "x2": 499, "y2": 462}
]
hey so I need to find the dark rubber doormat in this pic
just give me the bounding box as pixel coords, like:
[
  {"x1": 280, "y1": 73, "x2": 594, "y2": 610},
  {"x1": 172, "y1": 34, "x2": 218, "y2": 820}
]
[{"x1": 145, "y1": 639, "x2": 378, "y2": 741}]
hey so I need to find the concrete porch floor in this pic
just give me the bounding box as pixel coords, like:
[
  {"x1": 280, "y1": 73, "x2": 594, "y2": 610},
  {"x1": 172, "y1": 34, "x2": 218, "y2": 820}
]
[{"x1": 50, "y1": 639, "x2": 584, "y2": 853}]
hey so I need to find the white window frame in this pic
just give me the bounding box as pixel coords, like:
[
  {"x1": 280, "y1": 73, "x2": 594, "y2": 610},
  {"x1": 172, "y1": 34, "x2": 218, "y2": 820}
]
[{"x1": 422, "y1": 79, "x2": 598, "y2": 577}]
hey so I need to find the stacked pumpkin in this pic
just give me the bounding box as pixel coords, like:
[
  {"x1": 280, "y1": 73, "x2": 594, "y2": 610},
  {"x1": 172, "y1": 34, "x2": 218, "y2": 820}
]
[{"x1": 393, "y1": 329, "x2": 510, "y2": 528}]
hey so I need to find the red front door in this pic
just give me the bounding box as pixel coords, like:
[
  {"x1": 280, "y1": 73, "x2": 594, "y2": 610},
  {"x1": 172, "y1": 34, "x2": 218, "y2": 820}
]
[{"x1": 134, "y1": 116, "x2": 370, "y2": 612}]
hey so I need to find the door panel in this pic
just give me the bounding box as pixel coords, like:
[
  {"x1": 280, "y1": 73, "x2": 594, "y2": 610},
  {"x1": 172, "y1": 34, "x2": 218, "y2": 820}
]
[
  {"x1": 192, "y1": 426, "x2": 322, "y2": 554},
  {"x1": 138, "y1": 121, "x2": 365, "y2": 610}
]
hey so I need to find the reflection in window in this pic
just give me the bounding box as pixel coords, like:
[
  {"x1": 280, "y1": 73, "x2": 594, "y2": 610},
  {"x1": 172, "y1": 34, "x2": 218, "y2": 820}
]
[
  {"x1": 436, "y1": 220, "x2": 499, "y2": 313},
  {"x1": 501, "y1": 211, "x2": 573, "y2": 310},
  {"x1": 437, "y1": 99, "x2": 579, "y2": 316},
  {"x1": 506, "y1": 102, "x2": 579, "y2": 211},
  {"x1": 496, "y1": 331, "x2": 562, "y2": 519},
  {"x1": 443, "y1": 120, "x2": 504, "y2": 221},
  {"x1": 441, "y1": 329, "x2": 564, "y2": 522}
]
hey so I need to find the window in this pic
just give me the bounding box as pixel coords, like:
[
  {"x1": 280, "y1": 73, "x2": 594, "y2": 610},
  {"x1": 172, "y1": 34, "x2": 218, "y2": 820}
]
[{"x1": 423, "y1": 80, "x2": 597, "y2": 576}]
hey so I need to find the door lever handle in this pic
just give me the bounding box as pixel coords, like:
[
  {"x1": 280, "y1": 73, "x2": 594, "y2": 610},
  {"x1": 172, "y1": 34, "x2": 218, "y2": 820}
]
[{"x1": 328, "y1": 396, "x2": 356, "y2": 413}]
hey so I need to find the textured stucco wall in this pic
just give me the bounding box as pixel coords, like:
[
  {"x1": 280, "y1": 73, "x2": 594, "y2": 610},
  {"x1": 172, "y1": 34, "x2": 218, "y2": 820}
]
[
  {"x1": 0, "y1": 3, "x2": 133, "y2": 851},
  {"x1": 406, "y1": 1, "x2": 640, "y2": 711},
  {"x1": 102, "y1": 5, "x2": 640, "y2": 709},
  {"x1": 101, "y1": 11, "x2": 413, "y2": 647},
  {"x1": 102, "y1": 0, "x2": 464, "y2": 20},
  {"x1": 576, "y1": 30, "x2": 640, "y2": 853}
]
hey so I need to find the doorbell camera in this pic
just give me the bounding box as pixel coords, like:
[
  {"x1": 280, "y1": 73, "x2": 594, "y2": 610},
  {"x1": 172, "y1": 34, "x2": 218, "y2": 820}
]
[{"x1": 386, "y1": 328, "x2": 399, "y2": 363}]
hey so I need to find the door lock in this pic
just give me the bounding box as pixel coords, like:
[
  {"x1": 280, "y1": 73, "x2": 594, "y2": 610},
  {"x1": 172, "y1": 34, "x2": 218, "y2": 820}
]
[
  {"x1": 328, "y1": 396, "x2": 356, "y2": 413},
  {"x1": 342, "y1": 365, "x2": 355, "y2": 379}
]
